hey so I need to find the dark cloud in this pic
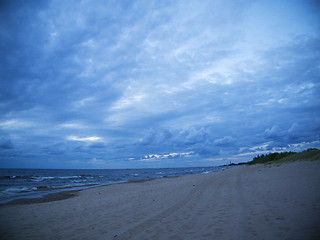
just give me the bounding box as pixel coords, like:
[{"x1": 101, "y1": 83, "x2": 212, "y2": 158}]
[
  {"x1": 213, "y1": 136, "x2": 236, "y2": 147},
  {"x1": 0, "y1": 0, "x2": 319, "y2": 168},
  {"x1": 0, "y1": 136, "x2": 13, "y2": 149}
]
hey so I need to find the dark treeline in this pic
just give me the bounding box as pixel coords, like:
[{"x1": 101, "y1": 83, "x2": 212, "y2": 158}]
[
  {"x1": 248, "y1": 151, "x2": 296, "y2": 165},
  {"x1": 224, "y1": 148, "x2": 319, "y2": 166},
  {"x1": 248, "y1": 148, "x2": 319, "y2": 165}
]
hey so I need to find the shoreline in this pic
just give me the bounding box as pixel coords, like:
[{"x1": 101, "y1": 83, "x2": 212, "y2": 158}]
[
  {"x1": 0, "y1": 167, "x2": 233, "y2": 206},
  {"x1": 0, "y1": 166, "x2": 230, "y2": 205},
  {"x1": 1, "y1": 160, "x2": 319, "y2": 240},
  {"x1": 2, "y1": 190, "x2": 80, "y2": 205},
  {"x1": 0, "y1": 178, "x2": 161, "y2": 206}
]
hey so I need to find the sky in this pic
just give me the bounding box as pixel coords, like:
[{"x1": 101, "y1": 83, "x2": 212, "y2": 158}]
[{"x1": 0, "y1": 0, "x2": 319, "y2": 169}]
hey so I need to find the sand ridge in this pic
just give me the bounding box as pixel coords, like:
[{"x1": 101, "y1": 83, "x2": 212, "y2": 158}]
[{"x1": 0, "y1": 160, "x2": 319, "y2": 240}]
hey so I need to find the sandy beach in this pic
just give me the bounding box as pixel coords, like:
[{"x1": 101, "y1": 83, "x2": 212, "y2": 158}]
[{"x1": 1, "y1": 160, "x2": 319, "y2": 240}]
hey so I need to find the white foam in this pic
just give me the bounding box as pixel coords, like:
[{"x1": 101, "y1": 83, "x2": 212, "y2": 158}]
[{"x1": 4, "y1": 187, "x2": 31, "y2": 193}]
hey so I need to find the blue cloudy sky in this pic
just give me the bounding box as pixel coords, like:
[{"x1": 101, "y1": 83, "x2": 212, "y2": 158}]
[{"x1": 1, "y1": 0, "x2": 319, "y2": 169}]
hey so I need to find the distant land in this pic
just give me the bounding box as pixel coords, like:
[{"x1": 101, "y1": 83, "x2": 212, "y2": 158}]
[{"x1": 226, "y1": 148, "x2": 320, "y2": 166}]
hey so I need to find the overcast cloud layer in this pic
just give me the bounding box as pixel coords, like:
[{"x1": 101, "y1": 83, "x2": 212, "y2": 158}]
[{"x1": 1, "y1": 0, "x2": 319, "y2": 168}]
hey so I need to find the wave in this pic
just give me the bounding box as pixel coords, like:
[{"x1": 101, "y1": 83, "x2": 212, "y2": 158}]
[
  {"x1": 0, "y1": 175, "x2": 95, "y2": 181},
  {"x1": 0, "y1": 175, "x2": 33, "y2": 180}
]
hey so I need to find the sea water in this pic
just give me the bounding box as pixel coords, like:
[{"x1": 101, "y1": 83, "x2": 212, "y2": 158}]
[{"x1": 0, "y1": 166, "x2": 229, "y2": 204}]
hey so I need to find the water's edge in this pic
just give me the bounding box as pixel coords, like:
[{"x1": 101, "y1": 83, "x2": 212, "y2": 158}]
[{"x1": 0, "y1": 166, "x2": 235, "y2": 205}]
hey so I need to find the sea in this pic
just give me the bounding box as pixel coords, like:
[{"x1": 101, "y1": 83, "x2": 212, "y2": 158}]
[{"x1": 0, "y1": 166, "x2": 230, "y2": 204}]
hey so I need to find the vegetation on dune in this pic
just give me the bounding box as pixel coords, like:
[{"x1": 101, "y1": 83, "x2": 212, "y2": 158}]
[
  {"x1": 248, "y1": 148, "x2": 320, "y2": 165},
  {"x1": 248, "y1": 151, "x2": 296, "y2": 165}
]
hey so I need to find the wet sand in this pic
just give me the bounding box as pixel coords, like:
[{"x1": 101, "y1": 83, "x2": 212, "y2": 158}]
[{"x1": 1, "y1": 160, "x2": 319, "y2": 240}]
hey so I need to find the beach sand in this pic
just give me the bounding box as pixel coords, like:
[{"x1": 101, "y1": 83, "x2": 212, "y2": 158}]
[{"x1": 1, "y1": 161, "x2": 319, "y2": 240}]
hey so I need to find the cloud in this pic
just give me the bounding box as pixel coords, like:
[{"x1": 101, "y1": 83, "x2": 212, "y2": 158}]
[
  {"x1": 88, "y1": 142, "x2": 106, "y2": 149},
  {"x1": 0, "y1": 119, "x2": 34, "y2": 129},
  {"x1": 0, "y1": 135, "x2": 13, "y2": 149},
  {"x1": 0, "y1": 0, "x2": 319, "y2": 168},
  {"x1": 67, "y1": 136, "x2": 103, "y2": 142},
  {"x1": 59, "y1": 122, "x2": 88, "y2": 129},
  {"x1": 89, "y1": 157, "x2": 105, "y2": 165},
  {"x1": 214, "y1": 136, "x2": 236, "y2": 146},
  {"x1": 263, "y1": 125, "x2": 282, "y2": 140},
  {"x1": 138, "y1": 152, "x2": 193, "y2": 162}
]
